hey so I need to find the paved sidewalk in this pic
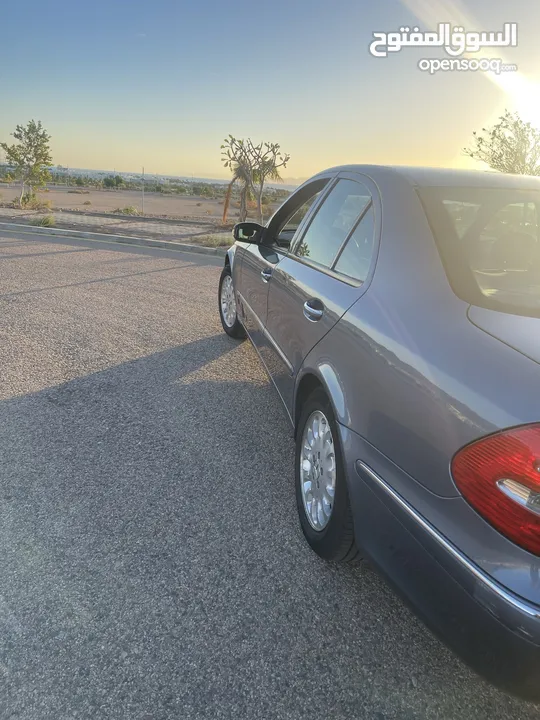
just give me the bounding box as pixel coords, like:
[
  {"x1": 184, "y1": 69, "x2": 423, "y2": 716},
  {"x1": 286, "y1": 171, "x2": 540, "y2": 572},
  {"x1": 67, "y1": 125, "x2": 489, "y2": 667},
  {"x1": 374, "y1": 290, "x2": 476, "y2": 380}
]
[{"x1": 0, "y1": 207, "x2": 230, "y2": 244}]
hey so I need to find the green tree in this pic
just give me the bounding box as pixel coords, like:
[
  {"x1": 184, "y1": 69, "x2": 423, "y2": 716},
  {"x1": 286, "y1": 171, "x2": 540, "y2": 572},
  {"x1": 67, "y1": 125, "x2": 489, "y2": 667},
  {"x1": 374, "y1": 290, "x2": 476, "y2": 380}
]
[
  {"x1": 464, "y1": 109, "x2": 540, "y2": 175},
  {"x1": 1, "y1": 120, "x2": 53, "y2": 207},
  {"x1": 114, "y1": 174, "x2": 124, "y2": 187},
  {"x1": 221, "y1": 136, "x2": 290, "y2": 223},
  {"x1": 103, "y1": 176, "x2": 116, "y2": 188}
]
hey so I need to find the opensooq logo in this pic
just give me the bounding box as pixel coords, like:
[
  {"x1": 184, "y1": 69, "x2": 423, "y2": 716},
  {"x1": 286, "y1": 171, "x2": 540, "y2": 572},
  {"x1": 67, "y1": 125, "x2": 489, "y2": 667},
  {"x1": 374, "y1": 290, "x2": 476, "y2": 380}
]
[{"x1": 369, "y1": 22, "x2": 518, "y2": 58}]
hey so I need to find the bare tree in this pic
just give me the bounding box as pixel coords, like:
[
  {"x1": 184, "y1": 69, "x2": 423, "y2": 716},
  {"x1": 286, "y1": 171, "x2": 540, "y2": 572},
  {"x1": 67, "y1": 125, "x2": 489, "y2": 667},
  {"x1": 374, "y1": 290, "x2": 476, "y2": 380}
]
[
  {"x1": 464, "y1": 110, "x2": 540, "y2": 175},
  {"x1": 249, "y1": 142, "x2": 290, "y2": 222},
  {"x1": 221, "y1": 136, "x2": 290, "y2": 223}
]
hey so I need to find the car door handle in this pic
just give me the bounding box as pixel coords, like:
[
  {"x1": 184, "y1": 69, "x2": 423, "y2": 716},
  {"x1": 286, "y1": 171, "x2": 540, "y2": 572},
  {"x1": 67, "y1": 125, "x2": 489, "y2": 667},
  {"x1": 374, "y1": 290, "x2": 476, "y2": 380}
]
[
  {"x1": 303, "y1": 299, "x2": 324, "y2": 322},
  {"x1": 261, "y1": 268, "x2": 273, "y2": 283}
]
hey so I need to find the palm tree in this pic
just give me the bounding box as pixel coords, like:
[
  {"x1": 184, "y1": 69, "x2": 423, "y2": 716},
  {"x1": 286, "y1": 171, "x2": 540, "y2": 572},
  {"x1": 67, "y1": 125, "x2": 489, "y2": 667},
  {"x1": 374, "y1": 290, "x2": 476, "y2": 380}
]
[
  {"x1": 222, "y1": 160, "x2": 284, "y2": 224},
  {"x1": 222, "y1": 161, "x2": 252, "y2": 224},
  {"x1": 253, "y1": 162, "x2": 283, "y2": 223}
]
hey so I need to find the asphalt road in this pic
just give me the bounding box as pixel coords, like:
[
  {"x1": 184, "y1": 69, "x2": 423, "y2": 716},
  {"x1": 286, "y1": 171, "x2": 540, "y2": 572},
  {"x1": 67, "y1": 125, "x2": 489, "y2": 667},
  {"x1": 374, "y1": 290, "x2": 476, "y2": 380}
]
[{"x1": 0, "y1": 229, "x2": 538, "y2": 720}]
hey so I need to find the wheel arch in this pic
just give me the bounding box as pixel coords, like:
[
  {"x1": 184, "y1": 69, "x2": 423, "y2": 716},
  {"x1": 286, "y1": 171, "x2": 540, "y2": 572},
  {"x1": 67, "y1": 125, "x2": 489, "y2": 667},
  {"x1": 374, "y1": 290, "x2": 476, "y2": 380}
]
[
  {"x1": 225, "y1": 245, "x2": 236, "y2": 271},
  {"x1": 294, "y1": 363, "x2": 348, "y2": 438}
]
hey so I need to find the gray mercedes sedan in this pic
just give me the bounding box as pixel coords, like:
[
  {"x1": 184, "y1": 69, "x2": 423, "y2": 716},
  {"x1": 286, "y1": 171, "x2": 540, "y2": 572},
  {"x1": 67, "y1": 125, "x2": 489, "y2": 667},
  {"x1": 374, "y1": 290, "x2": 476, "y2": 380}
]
[{"x1": 217, "y1": 165, "x2": 540, "y2": 700}]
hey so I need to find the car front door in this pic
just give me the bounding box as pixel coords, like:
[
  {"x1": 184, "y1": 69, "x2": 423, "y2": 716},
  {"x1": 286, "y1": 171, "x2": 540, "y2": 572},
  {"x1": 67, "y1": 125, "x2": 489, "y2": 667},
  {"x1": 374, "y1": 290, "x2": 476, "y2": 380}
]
[
  {"x1": 237, "y1": 177, "x2": 331, "y2": 357},
  {"x1": 264, "y1": 174, "x2": 379, "y2": 412},
  {"x1": 237, "y1": 241, "x2": 280, "y2": 349}
]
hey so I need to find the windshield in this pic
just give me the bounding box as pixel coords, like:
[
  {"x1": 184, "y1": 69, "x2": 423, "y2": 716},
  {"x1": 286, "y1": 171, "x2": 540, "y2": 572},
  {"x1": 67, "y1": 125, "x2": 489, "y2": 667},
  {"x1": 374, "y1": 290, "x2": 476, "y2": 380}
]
[{"x1": 419, "y1": 186, "x2": 540, "y2": 317}]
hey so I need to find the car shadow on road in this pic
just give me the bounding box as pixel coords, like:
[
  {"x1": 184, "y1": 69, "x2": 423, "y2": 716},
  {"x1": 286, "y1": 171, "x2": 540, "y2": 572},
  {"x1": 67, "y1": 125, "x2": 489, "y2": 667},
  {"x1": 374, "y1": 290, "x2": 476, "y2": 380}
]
[{"x1": 0, "y1": 333, "x2": 537, "y2": 719}]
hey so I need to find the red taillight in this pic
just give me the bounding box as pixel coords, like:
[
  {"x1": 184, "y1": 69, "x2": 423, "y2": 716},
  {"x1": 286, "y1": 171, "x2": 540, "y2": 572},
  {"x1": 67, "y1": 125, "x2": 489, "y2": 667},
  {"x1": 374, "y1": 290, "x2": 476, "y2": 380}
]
[{"x1": 452, "y1": 424, "x2": 540, "y2": 556}]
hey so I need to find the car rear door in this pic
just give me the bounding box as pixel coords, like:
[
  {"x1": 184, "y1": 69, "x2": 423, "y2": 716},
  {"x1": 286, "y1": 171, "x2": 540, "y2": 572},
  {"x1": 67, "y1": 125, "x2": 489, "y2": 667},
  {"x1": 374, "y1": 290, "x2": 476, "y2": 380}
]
[{"x1": 263, "y1": 173, "x2": 380, "y2": 412}]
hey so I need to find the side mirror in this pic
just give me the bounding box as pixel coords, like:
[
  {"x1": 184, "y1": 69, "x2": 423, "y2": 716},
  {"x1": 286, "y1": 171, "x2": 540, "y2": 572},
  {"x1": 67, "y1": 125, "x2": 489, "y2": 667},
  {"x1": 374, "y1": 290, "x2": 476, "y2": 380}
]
[{"x1": 233, "y1": 222, "x2": 264, "y2": 243}]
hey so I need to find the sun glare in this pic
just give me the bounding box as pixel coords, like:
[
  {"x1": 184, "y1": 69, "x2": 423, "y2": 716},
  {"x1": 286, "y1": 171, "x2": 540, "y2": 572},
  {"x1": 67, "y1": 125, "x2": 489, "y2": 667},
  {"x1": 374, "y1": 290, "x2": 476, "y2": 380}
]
[
  {"x1": 504, "y1": 79, "x2": 540, "y2": 128},
  {"x1": 400, "y1": 0, "x2": 540, "y2": 166}
]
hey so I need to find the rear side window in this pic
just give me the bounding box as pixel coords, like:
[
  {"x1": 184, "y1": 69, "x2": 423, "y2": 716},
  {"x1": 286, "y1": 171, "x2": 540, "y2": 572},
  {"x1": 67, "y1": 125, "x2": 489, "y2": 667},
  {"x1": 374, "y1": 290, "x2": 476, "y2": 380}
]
[
  {"x1": 294, "y1": 179, "x2": 371, "y2": 268},
  {"x1": 419, "y1": 186, "x2": 540, "y2": 317}
]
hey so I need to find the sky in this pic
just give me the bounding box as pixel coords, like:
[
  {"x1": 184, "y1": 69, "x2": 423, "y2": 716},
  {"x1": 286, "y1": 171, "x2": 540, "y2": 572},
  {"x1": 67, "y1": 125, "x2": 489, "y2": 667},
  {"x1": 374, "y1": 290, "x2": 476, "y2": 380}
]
[{"x1": 2, "y1": 0, "x2": 540, "y2": 181}]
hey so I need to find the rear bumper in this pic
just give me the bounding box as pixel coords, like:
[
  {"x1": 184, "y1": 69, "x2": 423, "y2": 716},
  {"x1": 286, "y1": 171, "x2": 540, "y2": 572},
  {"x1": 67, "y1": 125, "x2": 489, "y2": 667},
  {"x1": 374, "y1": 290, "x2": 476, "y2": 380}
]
[{"x1": 346, "y1": 447, "x2": 540, "y2": 700}]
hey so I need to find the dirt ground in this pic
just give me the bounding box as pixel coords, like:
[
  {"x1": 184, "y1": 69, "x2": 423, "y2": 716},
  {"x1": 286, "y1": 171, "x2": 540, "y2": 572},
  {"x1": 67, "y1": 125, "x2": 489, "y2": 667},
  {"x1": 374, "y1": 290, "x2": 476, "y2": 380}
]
[
  {"x1": 0, "y1": 185, "x2": 225, "y2": 219},
  {"x1": 0, "y1": 185, "x2": 280, "y2": 221}
]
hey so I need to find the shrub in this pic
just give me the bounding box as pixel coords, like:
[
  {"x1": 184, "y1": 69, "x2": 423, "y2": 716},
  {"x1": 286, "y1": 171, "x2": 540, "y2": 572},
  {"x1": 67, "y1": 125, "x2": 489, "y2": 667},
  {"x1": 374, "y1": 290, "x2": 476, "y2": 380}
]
[
  {"x1": 14, "y1": 191, "x2": 35, "y2": 207},
  {"x1": 112, "y1": 206, "x2": 139, "y2": 215},
  {"x1": 68, "y1": 189, "x2": 90, "y2": 194},
  {"x1": 83, "y1": 200, "x2": 91, "y2": 206},
  {"x1": 15, "y1": 192, "x2": 52, "y2": 210},
  {"x1": 31, "y1": 214, "x2": 55, "y2": 227},
  {"x1": 28, "y1": 197, "x2": 52, "y2": 210}
]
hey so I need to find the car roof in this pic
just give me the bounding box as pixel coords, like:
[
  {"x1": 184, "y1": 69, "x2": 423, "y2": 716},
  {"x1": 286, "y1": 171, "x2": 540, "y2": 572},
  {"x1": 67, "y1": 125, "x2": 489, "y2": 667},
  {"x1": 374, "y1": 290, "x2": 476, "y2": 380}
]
[{"x1": 317, "y1": 164, "x2": 540, "y2": 190}]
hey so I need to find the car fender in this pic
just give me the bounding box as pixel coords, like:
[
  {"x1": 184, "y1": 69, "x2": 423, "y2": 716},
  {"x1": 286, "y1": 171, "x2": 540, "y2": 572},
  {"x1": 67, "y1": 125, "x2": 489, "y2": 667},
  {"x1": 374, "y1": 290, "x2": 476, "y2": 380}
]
[
  {"x1": 294, "y1": 356, "x2": 350, "y2": 431},
  {"x1": 225, "y1": 244, "x2": 237, "y2": 271}
]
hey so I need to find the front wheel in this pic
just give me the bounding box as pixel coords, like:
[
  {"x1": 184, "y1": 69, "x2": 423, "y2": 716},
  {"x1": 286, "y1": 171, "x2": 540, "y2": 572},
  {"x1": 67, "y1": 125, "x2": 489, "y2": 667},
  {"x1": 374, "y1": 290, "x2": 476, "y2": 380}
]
[
  {"x1": 218, "y1": 266, "x2": 246, "y2": 339},
  {"x1": 295, "y1": 388, "x2": 358, "y2": 562}
]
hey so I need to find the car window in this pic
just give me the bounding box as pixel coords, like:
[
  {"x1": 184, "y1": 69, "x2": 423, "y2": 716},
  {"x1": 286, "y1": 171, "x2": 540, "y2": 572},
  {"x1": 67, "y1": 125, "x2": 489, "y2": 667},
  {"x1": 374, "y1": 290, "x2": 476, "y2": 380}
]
[
  {"x1": 480, "y1": 201, "x2": 538, "y2": 242},
  {"x1": 294, "y1": 179, "x2": 371, "y2": 268},
  {"x1": 472, "y1": 201, "x2": 539, "y2": 273},
  {"x1": 333, "y1": 205, "x2": 375, "y2": 282},
  {"x1": 419, "y1": 187, "x2": 540, "y2": 317},
  {"x1": 281, "y1": 193, "x2": 321, "y2": 234},
  {"x1": 442, "y1": 200, "x2": 481, "y2": 238},
  {"x1": 268, "y1": 179, "x2": 329, "y2": 249}
]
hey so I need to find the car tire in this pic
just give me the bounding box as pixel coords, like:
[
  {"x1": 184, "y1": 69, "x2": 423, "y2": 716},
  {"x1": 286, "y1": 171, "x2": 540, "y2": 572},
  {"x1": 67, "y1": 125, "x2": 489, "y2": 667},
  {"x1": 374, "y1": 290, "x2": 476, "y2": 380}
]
[
  {"x1": 218, "y1": 265, "x2": 246, "y2": 339},
  {"x1": 295, "y1": 387, "x2": 359, "y2": 562}
]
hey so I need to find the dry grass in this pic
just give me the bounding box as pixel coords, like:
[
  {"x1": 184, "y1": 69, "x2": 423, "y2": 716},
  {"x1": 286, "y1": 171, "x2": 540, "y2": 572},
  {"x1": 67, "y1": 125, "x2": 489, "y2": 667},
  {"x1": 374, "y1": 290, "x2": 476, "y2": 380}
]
[
  {"x1": 30, "y1": 214, "x2": 55, "y2": 227},
  {"x1": 112, "y1": 206, "x2": 139, "y2": 216},
  {"x1": 195, "y1": 233, "x2": 232, "y2": 248}
]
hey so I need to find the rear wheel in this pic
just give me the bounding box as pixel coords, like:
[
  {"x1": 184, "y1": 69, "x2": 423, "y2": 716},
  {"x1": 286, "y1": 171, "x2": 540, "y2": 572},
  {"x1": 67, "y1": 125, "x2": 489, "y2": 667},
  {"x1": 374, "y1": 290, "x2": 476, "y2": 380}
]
[
  {"x1": 295, "y1": 387, "x2": 358, "y2": 562},
  {"x1": 218, "y1": 266, "x2": 246, "y2": 339}
]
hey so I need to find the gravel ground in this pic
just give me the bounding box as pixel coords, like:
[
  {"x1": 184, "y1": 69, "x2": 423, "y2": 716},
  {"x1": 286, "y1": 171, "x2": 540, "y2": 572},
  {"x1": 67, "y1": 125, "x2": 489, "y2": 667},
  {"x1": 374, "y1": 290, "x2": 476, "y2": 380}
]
[{"x1": 0, "y1": 229, "x2": 538, "y2": 720}]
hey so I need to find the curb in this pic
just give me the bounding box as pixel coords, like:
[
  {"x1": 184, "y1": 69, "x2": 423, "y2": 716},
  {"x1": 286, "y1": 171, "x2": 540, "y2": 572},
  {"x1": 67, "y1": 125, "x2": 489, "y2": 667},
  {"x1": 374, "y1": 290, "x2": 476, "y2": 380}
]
[{"x1": 0, "y1": 222, "x2": 228, "y2": 258}]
